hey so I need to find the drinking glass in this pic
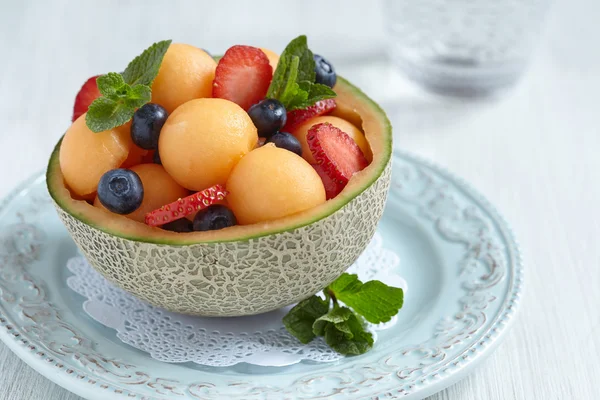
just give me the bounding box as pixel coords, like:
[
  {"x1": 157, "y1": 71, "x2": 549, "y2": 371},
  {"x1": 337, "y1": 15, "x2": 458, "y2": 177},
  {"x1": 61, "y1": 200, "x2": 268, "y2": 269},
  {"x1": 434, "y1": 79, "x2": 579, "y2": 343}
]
[{"x1": 384, "y1": 0, "x2": 551, "y2": 96}]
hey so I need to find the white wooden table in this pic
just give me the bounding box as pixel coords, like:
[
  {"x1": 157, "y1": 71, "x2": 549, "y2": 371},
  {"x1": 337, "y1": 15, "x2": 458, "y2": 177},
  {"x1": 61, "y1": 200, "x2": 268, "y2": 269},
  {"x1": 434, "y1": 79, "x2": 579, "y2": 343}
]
[{"x1": 1, "y1": 0, "x2": 599, "y2": 399}]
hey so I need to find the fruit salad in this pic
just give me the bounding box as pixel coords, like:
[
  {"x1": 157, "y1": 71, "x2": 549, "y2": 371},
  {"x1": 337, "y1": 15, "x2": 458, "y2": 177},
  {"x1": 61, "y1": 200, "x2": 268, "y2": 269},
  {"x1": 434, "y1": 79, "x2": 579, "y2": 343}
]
[{"x1": 59, "y1": 36, "x2": 372, "y2": 233}]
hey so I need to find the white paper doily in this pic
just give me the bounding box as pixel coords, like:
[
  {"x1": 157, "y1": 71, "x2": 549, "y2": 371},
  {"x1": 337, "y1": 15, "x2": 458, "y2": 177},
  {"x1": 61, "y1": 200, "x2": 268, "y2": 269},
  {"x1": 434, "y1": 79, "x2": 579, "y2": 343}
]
[{"x1": 66, "y1": 233, "x2": 406, "y2": 367}]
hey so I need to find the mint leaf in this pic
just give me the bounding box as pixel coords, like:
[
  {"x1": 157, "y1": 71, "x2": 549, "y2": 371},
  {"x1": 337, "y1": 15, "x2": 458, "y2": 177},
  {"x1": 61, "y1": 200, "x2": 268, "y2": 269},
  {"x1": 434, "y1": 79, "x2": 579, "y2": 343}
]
[
  {"x1": 278, "y1": 57, "x2": 310, "y2": 109},
  {"x1": 313, "y1": 304, "x2": 353, "y2": 336},
  {"x1": 266, "y1": 35, "x2": 335, "y2": 111},
  {"x1": 279, "y1": 35, "x2": 316, "y2": 83},
  {"x1": 122, "y1": 40, "x2": 172, "y2": 86},
  {"x1": 287, "y1": 82, "x2": 336, "y2": 110},
  {"x1": 278, "y1": 56, "x2": 301, "y2": 105},
  {"x1": 328, "y1": 273, "x2": 404, "y2": 324},
  {"x1": 267, "y1": 52, "x2": 288, "y2": 99},
  {"x1": 85, "y1": 82, "x2": 150, "y2": 132},
  {"x1": 96, "y1": 73, "x2": 151, "y2": 109},
  {"x1": 313, "y1": 306, "x2": 373, "y2": 355},
  {"x1": 282, "y1": 296, "x2": 329, "y2": 344},
  {"x1": 86, "y1": 97, "x2": 135, "y2": 133},
  {"x1": 125, "y1": 84, "x2": 152, "y2": 108},
  {"x1": 328, "y1": 273, "x2": 361, "y2": 293},
  {"x1": 96, "y1": 72, "x2": 128, "y2": 97},
  {"x1": 307, "y1": 83, "x2": 336, "y2": 103}
]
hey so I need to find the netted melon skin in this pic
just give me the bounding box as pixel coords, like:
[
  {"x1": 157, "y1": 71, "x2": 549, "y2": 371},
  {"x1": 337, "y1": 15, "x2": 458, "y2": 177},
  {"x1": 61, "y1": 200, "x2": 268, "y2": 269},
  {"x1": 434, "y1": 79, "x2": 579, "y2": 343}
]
[{"x1": 54, "y1": 163, "x2": 391, "y2": 316}]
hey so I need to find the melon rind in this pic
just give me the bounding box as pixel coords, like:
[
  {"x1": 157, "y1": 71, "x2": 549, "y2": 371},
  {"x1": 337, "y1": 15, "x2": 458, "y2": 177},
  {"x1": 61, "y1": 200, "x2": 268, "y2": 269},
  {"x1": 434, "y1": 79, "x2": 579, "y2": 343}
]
[
  {"x1": 48, "y1": 76, "x2": 393, "y2": 316},
  {"x1": 54, "y1": 163, "x2": 390, "y2": 316}
]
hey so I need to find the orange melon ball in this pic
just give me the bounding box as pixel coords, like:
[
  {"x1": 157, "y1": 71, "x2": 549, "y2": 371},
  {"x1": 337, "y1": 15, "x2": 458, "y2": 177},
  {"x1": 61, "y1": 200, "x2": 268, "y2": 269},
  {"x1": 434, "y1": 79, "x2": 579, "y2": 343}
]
[
  {"x1": 94, "y1": 163, "x2": 188, "y2": 223},
  {"x1": 291, "y1": 115, "x2": 372, "y2": 164},
  {"x1": 226, "y1": 144, "x2": 326, "y2": 225},
  {"x1": 330, "y1": 101, "x2": 363, "y2": 131},
  {"x1": 159, "y1": 98, "x2": 258, "y2": 191},
  {"x1": 151, "y1": 43, "x2": 217, "y2": 113},
  {"x1": 260, "y1": 48, "x2": 279, "y2": 72},
  {"x1": 121, "y1": 145, "x2": 149, "y2": 168},
  {"x1": 59, "y1": 115, "x2": 132, "y2": 197}
]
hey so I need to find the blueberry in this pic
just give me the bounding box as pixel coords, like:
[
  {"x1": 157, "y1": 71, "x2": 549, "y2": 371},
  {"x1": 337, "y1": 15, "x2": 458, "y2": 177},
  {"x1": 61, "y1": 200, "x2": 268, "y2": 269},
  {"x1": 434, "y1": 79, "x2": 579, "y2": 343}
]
[
  {"x1": 267, "y1": 132, "x2": 302, "y2": 156},
  {"x1": 193, "y1": 205, "x2": 237, "y2": 231},
  {"x1": 162, "y1": 218, "x2": 193, "y2": 232},
  {"x1": 247, "y1": 99, "x2": 287, "y2": 138},
  {"x1": 131, "y1": 103, "x2": 168, "y2": 150},
  {"x1": 153, "y1": 149, "x2": 161, "y2": 165},
  {"x1": 314, "y1": 54, "x2": 336, "y2": 88},
  {"x1": 97, "y1": 169, "x2": 144, "y2": 214}
]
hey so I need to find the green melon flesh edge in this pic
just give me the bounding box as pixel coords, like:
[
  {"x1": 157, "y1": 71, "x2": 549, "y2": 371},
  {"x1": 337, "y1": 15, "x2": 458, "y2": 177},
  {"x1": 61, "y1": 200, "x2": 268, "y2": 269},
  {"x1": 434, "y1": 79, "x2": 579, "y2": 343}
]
[{"x1": 46, "y1": 76, "x2": 392, "y2": 245}]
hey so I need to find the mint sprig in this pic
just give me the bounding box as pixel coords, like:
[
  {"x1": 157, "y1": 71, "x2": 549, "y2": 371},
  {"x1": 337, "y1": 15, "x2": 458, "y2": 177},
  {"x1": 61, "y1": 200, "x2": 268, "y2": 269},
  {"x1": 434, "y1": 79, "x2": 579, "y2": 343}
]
[
  {"x1": 266, "y1": 35, "x2": 336, "y2": 111},
  {"x1": 283, "y1": 273, "x2": 404, "y2": 355},
  {"x1": 86, "y1": 40, "x2": 171, "y2": 133},
  {"x1": 86, "y1": 73, "x2": 151, "y2": 132}
]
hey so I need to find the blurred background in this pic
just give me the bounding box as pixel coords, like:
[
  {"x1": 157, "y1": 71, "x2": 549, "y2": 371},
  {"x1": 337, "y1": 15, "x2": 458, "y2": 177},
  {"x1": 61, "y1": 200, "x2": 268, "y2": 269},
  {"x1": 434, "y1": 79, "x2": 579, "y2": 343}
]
[
  {"x1": 1, "y1": 0, "x2": 598, "y2": 197},
  {"x1": 0, "y1": 0, "x2": 599, "y2": 399}
]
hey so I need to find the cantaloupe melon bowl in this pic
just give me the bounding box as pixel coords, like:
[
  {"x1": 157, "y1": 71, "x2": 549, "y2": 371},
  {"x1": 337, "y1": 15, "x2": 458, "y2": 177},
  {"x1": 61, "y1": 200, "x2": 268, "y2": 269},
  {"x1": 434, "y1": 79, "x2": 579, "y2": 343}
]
[{"x1": 46, "y1": 43, "x2": 392, "y2": 317}]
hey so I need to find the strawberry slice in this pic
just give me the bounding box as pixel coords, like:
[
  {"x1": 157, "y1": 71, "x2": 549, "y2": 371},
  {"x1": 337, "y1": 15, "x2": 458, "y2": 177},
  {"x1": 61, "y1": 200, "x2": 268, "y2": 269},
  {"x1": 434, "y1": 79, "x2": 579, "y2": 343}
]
[
  {"x1": 312, "y1": 164, "x2": 343, "y2": 200},
  {"x1": 212, "y1": 45, "x2": 272, "y2": 111},
  {"x1": 72, "y1": 75, "x2": 101, "y2": 122},
  {"x1": 283, "y1": 99, "x2": 336, "y2": 132},
  {"x1": 307, "y1": 122, "x2": 368, "y2": 187},
  {"x1": 145, "y1": 184, "x2": 228, "y2": 227}
]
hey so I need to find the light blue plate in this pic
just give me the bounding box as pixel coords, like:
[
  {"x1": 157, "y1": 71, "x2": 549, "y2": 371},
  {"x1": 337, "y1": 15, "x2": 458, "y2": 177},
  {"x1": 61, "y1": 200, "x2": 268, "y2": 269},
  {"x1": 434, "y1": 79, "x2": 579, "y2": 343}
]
[{"x1": 0, "y1": 151, "x2": 523, "y2": 400}]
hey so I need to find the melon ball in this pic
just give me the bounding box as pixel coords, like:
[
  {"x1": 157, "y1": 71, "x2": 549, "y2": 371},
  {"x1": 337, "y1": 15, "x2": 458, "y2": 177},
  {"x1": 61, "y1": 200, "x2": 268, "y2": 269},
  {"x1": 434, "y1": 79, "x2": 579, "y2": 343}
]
[
  {"x1": 151, "y1": 43, "x2": 217, "y2": 113},
  {"x1": 226, "y1": 144, "x2": 326, "y2": 225},
  {"x1": 330, "y1": 101, "x2": 363, "y2": 131},
  {"x1": 291, "y1": 115, "x2": 372, "y2": 163},
  {"x1": 121, "y1": 145, "x2": 149, "y2": 168},
  {"x1": 59, "y1": 115, "x2": 132, "y2": 197},
  {"x1": 260, "y1": 48, "x2": 279, "y2": 72},
  {"x1": 94, "y1": 163, "x2": 188, "y2": 223},
  {"x1": 159, "y1": 98, "x2": 258, "y2": 191}
]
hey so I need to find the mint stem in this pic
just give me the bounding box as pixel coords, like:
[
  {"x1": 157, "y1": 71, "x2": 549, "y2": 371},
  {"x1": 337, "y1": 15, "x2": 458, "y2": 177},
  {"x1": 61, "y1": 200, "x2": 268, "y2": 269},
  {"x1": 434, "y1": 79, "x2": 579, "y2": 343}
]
[{"x1": 327, "y1": 289, "x2": 338, "y2": 305}]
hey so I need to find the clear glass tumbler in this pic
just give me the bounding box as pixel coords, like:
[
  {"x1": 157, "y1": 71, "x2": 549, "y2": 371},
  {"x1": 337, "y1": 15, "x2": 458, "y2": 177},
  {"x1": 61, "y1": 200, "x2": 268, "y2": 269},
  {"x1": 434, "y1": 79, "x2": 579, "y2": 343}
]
[{"x1": 384, "y1": 0, "x2": 551, "y2": 96}]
